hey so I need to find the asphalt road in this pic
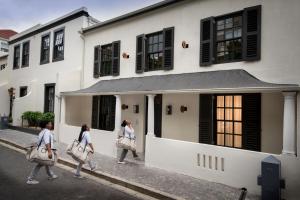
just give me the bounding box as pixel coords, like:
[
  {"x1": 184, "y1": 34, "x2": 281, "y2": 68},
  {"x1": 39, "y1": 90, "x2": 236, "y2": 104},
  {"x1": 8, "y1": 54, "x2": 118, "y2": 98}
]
[{"x1": 0, "y1": 144, "x2": 141, "y2": 200}]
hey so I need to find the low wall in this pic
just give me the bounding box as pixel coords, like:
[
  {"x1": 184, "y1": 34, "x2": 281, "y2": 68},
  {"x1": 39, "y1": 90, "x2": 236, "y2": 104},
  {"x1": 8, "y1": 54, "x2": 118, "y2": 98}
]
[
  {"x1": 59, "y1": 123, "x2": 118, "y2": 158},
  {"x1": 145, "y1": 136, "x2": 300, "y2": 199}
]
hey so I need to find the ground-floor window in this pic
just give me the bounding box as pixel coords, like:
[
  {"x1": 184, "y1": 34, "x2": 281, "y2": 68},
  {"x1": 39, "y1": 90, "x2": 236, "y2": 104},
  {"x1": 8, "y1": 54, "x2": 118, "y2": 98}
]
[
  {"x1": 91, "y1": 95, "x2": 116, "y2": 131},
  {"x1": 44, "y1": 84, "x2": 55, "y2": 113},
  {"x1": 20, "y1": 86, "x2": 28, "y2": 97}
]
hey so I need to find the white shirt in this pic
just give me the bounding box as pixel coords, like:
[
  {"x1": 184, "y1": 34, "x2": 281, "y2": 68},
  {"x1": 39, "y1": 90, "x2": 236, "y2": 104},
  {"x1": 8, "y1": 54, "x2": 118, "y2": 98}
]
[
  {"x1": 80, "y1": 131, "x2": 91, "y2": 146},
  {"x1": 123, "y1": 125, "x2": 135, "y2": 139},
  {"x1": 37, "y1": 129, "x2": 53, "y2": 148}
]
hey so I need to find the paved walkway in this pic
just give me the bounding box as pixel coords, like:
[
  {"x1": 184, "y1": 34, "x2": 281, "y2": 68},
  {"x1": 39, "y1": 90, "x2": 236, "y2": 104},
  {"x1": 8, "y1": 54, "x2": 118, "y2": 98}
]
[{"x1": 0, "y1": 129, "x2": 259, "y2": 200}]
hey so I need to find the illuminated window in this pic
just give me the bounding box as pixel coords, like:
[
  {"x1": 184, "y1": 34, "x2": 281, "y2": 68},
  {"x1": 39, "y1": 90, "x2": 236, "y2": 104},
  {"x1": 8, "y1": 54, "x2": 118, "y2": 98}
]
[{"x1": 216, "y1": 95, "x2": 242, "y2": 148}]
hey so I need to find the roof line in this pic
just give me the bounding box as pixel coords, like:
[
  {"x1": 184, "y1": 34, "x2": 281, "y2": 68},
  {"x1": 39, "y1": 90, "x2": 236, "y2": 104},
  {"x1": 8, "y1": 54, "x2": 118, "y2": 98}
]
[
  {"x1": 9, "y1": 8, "x2": 89, "y2": 45},
  {"x1": 82, "y1": 0, "x2": 184, "y2": 34}
]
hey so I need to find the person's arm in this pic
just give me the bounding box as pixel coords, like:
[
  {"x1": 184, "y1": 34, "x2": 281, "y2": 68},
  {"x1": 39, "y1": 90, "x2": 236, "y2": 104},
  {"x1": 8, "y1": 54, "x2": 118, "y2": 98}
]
[
  {"x1": 86, "y1": 132, "x2": 94, "y2": 153},
  {"x1": 89, "y1": 143, "x2": 94, "y2": 153},
  {"x1": 44, "y1": 131, "x2": 52, "y2": 159},
  {"x1": 46, "y1": 143, "x2": 52, "y2": 159}
]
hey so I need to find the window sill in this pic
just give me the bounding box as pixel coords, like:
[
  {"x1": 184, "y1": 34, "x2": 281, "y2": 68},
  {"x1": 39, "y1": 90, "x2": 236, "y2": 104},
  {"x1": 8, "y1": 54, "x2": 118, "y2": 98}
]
[
  {"x1": 40, "y1": 61, "x2": 50, "y2": 65},
  {"x1": 21, "y1": 65, "x2": 29, "y2": 68},
  {"x1": 52, "y1": 57, "x2": 64, "y2": 62}
]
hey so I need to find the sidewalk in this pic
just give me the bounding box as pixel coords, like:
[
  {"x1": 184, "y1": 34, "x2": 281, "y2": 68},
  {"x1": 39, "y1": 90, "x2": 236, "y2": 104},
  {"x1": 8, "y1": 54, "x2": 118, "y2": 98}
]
[{"x1": 0, "y1": 129, "x2": 259, "y2": 200}]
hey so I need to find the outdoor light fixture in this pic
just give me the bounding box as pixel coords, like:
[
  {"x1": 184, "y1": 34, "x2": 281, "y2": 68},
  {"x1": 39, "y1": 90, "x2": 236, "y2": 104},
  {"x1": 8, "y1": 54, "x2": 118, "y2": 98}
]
[
  {"x1": 122, "y1": 52, "x2": 130, "y2": 59},
  {"x1": 133, "y1": 105, "x2": 139, "y2": 113},
  {"x1": 182, "y1": 41, "x2": 189, "y2": 48},
  {"x1": 166, "y1": 105, "x2": 172, "y2": 115},
  {"x1": 122, "y1": 104, "x2": 128, "y2": 110},
  {"x1": 180, "y1": 105, "x2": 187, "y2": 112}
]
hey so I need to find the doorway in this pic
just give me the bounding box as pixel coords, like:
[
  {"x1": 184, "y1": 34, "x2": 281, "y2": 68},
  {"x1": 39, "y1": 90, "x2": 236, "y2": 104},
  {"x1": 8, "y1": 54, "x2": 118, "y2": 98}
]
[{"x1": 145, "y1": 94, "x2": 162, "y2": 137}]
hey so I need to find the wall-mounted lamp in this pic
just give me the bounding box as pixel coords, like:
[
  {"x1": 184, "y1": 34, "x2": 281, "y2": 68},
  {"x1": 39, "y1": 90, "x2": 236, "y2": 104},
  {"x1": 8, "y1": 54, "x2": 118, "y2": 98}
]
[
  {"x1": 166, "y1": 105, "x2": 172, "y2": 115},
  {"x1": 122, "y1": 104, "x2": 129, "y2": 110},
  {"x1": 182, "y1": 41, "x2": 189, "y2": 49},
  {"x1": 133, "y1": 105, "x2": 139, "y2": 114},
  {"x1": 122, "y1": 52, "x2": 130, "y2": 59},
  {"x1": 180, "y1": 106, "x2": 187, "y2": 113}
]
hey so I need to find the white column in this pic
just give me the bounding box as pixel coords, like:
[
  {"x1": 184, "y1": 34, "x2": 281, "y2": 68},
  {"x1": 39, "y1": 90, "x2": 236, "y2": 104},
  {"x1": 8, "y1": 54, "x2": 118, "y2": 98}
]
[
  {"x1": 282, "y1": 92, "x2": 297, "y2": 156},
  {"x1": 114, "y1": 95, "x2": 122, "y2": 132},
  {"x1": 147, "y1": 94, "x2": 155, "y2": 136},
  {"x1": 60, "y1": 96, "x2": 66, "y2": 124}
]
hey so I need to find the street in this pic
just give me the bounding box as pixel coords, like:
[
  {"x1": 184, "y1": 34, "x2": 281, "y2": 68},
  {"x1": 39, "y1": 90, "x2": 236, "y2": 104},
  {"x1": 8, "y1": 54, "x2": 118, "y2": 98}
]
[{"x1": 0, "y1": 144, "x2": 141, "y2": 200}]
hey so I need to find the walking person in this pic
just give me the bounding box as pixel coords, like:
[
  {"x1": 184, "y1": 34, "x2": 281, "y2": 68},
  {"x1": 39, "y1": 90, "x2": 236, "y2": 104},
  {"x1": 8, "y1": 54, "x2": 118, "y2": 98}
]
[
  {"x1": 74, "y1": 124, "x2": 96, "y2": 178},
  {"x1": 118, "y1": 120, "x2": 139, "y2": 164},
  {"x1": 27, "y1": 121, "x2": 58, "y2": 185}
]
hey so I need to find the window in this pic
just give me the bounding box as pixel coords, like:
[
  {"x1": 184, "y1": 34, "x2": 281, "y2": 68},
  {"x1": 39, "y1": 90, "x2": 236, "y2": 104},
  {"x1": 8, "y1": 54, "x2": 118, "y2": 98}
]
[
  {"x1": 216, "y1": 95, "x2": 242, "y2": 148},
  {"x1": 13, "y1": 45, "x2": 20, "y2": 69},
  {"x1": 136, "y1": 27, "x2": 174, "y2": 73},
  {"x1": 216, "y1": 15, "x2": 242, "y2": 63},
  {"x1": 53, "y1": 29, "x2": 64, "y2": 61},
  {"x1": 100, "y1": 44, "x2": 112, "y2": 76},
  {"x1": 40, "y1": 34, "x2": 50, "y2": 64},
  {"x1": 0, "y1": 64, "x2": 6, "y2": 70},
  {"x1": 20, "y1": 86, "x2": 28, "y2": 97},
  {"x1": 1, "y1": 42, "x2": 8, "y2": 52},
  {"x1": 146, "y1": 31, "x2": 164, "y2": 71},
  {"x1": 22, "y1": 41, "x2": 30, "y2": 67},
  {"x1": 200, "y1": 5, "x2": 261, "y2": 66},
  {"x1": 91, "y1": 95, "x2": 116, "y2": 131},
  {"x1": 44, "y1": 84, "x2": 55, "y2": 113},
  {"x1": 93, "y1": 41, "x2": 120, "y2": 78}
]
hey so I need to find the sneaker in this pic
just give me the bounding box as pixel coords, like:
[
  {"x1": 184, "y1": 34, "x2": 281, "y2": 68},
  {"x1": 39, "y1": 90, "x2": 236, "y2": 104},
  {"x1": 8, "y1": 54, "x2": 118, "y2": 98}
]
[
  {"x1": 118, "y1": 161, "x2": 126, "y2": 164},
  {"x1": 48, "y1": 174, "x2": 58, "y2": 180},
  {"x1": 90, "y1": 165, "x2": 97, "y2": 171},
  {"x1": 26, "y1": 179, "x2": 39, "y2": 185},
  {"x1": 73, "y1": 174, "x2": 84, "y2": 179}
]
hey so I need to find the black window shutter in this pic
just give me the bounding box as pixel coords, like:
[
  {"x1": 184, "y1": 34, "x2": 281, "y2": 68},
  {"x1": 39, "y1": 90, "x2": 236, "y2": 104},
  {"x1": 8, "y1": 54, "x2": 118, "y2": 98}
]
[
  {"x1": 163, "y1": 27, "x2": 174, "y2": 70},
  {"x1": 199, "y1": 94, "x2": 214, "y2": 144},
  {"x1": 91, "y1": 96, "x2": 99, "y2": 129},
  {"x1": 243, "y1": 5, "x2": 261, "y2": 61},
  {"x1": 93, "y1": 45, "x2": 101, "y2": 78},
  {"x1": 136, "y1": 34, "x2": 145, "y2": 73},
  {"x1": 200, "y1": 17, "x2": 214, "y2": 66},
  {"x1": 242, "y1": 93, "x2": 261, "y2": 151},
  {"x1": 112, "y1": 41, "x2": 120, "y2": 76}
]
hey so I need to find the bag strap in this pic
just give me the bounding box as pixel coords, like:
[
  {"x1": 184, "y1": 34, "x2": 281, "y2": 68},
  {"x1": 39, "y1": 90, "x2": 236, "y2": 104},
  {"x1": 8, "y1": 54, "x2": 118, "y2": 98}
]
[{"x1": 37, "y1": 130, "x2": 46, "y2": 149}]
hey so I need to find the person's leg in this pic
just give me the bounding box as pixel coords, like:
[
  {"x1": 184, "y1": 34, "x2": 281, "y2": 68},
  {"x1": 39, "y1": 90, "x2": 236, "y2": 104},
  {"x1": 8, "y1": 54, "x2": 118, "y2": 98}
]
[
  {"x1": 119, "y1": 149, "x2": 128, "y2": 162},
  {"x1": 28, "y1": 163, "x2": 42, "y2": 180},
  {"x1": 45, "y1": 165, "x2": 57, "y2": 179},
  {"x1": 87, "y1": 160, "x2": 96, "y2": 171},
  {"x1": 132, "y1": 150, "x2": 138, "y2": 158},
  {"x1": 75, "y1": 162, "x2": 83, "y2": 176}
]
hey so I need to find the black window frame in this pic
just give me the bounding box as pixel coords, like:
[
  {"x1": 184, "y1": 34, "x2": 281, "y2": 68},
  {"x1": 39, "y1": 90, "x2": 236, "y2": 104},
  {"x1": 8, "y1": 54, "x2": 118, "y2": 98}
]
[
  {"x1": 13, "y1": 44, "x2": 21, "y2": 70},
  {"x1": 52, "y1": 28, "x2": 65, "y2": 62},
  {"x1": 21, "y1": 41, "x2": 30, "y2": 67},
  {"x1": 44, "y1": 83, "x2": 55, "y2": 113},
  {"x1": 19, "y1": 86, "x2": 28, "y2": 97},
  {"x1": 40, "y1": 33, "x2": 51, "y2": 65},
  {"x1": 145, "y1": 31, "x2": 164, "y2": 72},
  {"x1": 100, "y1": 43, "x2": 113, "y2": 77}
]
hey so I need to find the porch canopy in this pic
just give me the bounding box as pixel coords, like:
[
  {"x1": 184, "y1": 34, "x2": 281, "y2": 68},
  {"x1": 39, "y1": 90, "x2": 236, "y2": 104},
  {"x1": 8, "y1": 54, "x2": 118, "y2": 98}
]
[{"x1": 61, "y1": 69, "x2": 299, "y2": 96}]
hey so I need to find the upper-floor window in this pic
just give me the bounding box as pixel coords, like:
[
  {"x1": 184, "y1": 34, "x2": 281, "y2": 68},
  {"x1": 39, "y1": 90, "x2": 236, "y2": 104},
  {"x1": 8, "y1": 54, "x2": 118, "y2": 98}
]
[
  {"x1": 93, "y1": 41, "x2": 120, "y2": 78},
  {"x1": 40, "y1": 34, "x2": 50, "y2": 64},
  {"x1": 53, "y1": 29, "x2": 64, "y2": 61},
  {"x1": 20, "y1": 86, "x2": 28, "y2": 97},
  {"x1": 200, "y1": 5, "x2": 261, "y2": 66},
  {"x1": 0, "y1": 42, "x2": 8, "y2": 52},
  {"x1": 22, "y1": 41, "x2": 30, "y2": 67},
  {"x1": 13, "y1": 45, "x2": 20, "y2": 69},
  {"x1": 136, "y1": 27, "x2": 174, "y2": 73}
]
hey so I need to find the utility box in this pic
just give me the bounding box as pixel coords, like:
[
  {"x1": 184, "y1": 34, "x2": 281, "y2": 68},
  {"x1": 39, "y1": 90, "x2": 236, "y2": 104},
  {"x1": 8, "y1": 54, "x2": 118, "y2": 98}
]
[
  {"x1": 257, "y1": 155, "x2": 285, "y2": 200},
  {"x1": 0, "y1": 116, "x2": 9, "y2": 130}
]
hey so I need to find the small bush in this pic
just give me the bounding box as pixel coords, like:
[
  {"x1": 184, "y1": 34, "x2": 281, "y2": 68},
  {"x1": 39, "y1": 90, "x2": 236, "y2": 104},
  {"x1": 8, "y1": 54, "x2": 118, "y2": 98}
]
[
  {"x1": 40, "y1": 112, "x2": 55, "y2": 124},
  {"x1": 22, "y1": 111, "x2": 43, "y2": 127}
]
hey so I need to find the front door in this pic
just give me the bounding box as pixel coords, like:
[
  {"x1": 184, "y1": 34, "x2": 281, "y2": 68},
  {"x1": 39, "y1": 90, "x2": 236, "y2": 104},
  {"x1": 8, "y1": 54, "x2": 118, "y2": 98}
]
[
  {"x1": 145, "y1": 94, "x2": 162, "y2": 137},
  {"x1": 44, "y1": 84, "x2": 55, "y2": 113}
]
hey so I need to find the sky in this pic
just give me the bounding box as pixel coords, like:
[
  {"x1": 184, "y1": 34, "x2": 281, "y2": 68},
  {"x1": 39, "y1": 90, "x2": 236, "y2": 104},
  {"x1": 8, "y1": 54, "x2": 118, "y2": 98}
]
[{"x1": 0, "y1": 0, "x2": 163, "y2": 33}]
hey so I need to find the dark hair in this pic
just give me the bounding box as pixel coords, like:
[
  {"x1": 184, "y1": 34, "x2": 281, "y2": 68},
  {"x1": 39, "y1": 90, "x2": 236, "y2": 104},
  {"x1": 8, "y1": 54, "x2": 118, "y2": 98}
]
[
  {"x1": 78, "y1": 124, "x2": 88, "y2": 142},
  {"x1": 121, "y1": 120, "x2": 127, "y2": 127},
  {"x1": 39, "y1": 121, "x2": 47, "y2": 129}
]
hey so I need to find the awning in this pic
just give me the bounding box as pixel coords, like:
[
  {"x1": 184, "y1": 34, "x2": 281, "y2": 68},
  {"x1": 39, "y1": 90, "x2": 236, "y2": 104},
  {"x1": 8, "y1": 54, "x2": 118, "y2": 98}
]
[{"x1": 62, "y1": 69, "x2": 299, "y2": 96}]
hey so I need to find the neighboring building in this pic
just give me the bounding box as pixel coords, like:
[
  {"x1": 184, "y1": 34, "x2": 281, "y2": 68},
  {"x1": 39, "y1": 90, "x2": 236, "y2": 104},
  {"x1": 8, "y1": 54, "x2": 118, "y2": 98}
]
[
  {"x1": 58, "y1": 0, "x2": 300, "y2": 199},
  {"x1": 0, "y1": 29, "x2": 17, "y2": 57},
  {"x1": 2, "y1": 7, "x2": 98, "y2": 127}
]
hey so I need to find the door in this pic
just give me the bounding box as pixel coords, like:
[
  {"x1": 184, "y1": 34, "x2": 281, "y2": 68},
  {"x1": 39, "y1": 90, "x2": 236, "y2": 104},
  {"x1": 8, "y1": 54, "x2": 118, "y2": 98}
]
[
  {"x1": 145, "y1": 94, "x2": 162, "y2": 137},
  {"x1": 44, "y1": 84, "x2": 55, "y2": 113}
]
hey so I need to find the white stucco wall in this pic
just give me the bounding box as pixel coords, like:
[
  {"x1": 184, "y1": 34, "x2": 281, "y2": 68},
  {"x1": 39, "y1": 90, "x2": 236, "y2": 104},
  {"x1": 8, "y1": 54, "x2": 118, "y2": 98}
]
[{"x1": 0, "y1": 56, "x2": 9, "y2": 116}]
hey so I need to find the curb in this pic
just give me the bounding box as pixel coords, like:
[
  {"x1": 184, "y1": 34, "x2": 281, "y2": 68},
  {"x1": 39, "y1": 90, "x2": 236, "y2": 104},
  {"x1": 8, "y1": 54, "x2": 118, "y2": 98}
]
[{"x1": 0, "y1": 138, "x2": 182, "y2": 200}]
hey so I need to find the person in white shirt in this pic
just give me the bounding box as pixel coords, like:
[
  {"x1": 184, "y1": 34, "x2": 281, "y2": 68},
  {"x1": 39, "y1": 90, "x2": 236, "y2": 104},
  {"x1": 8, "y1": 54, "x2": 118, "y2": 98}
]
[
  {"x1": 74, "y1": 124, "x2": 96, "y2": 178},
  {"x1": 27, "y1": 121, "x2": 58, "y2": 185},
  {"x1": 118, "y1": 120, "x2": 139, "y2": 164}
]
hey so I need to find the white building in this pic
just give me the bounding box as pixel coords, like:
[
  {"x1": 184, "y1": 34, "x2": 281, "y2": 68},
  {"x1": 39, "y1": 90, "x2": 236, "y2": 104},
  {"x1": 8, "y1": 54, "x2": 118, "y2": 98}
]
[{"x1": 58, "y1": 0, "x2": 300, "y2": 198}]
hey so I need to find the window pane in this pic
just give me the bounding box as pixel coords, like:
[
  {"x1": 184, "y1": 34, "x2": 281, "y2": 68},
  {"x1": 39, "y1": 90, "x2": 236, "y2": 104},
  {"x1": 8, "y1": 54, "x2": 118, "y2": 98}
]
[
  {"x1": 217, "y1": 52, "x2": 225, "y2": 62},
  {"x1": 234, "y1": 135, "x2": 242, "y2": 148},
  {"x1": 225, "y1": 122, "x2": 233, "y2": 133},
  {"x1": 225, "y1": 29, "x2": 233, "y2": 39},
  {"x1": 153, "y1": 44, "x2": 158, "y2": 52},
  {"x1": 159, "y1": 34, "x2": 163, "y2": 42},
  {"x1": 153, "y1": 35, "x2": 158, "y2": 43},
  {"x1": 217, "y1": 134, "x2": 224, "y2": 145},
  {"x1": 234, "y1": 122, "x2": 242, "y2": 135},
  {"x1": 217, "y1": 121, "x2": 224, "y2": 133},
  {"x1": 217, "y1": 31, "x2": 224, "y2": 41},
  {"x1": 225, "y1": 134, "x2": 233, "y2": 147},
  {"x1": 158, "y1": 43, "x2": 163, "y2": 51},
  {"x1": 234, "y1": 28, "x2": 242, "y2": 38},
  {"x1": 234, "y1": 108, "x2": 242, "y2": 121},
  {"x1": 233, "y1": 16, "x2": 242, "y2": 26},
  {"x1": 225, "y1": 18, "x2": 233, "y2": 28},
  {"x1": 225, "y1": 109, "x2": 233, "y2": 120},
  {"x1": 217, "y1": 20, "x2": 224, "y2": 30},
  {"x1": 217, "y1": 108, "x2": 224, "y2": 120},
  {"x1": 217, "y1": 42, "x2": 225, "y2": 52},
  {"x1": 234, "y1": 96, "x2": 242, "y2": 107},
  {"x1": 225, "y1": 96, "x2": 233, "y2": 107},
  {"x1": 217, "y1": 96, "x2": 224, "y2": 107}
]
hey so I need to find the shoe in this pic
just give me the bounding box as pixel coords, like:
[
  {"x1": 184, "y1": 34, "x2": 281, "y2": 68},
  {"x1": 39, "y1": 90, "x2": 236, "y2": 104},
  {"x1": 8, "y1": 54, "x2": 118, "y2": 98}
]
[
  {"x1": 90, "y1": 165, "x2": 97, "y2": 171},
  {"x1": 26, "y1": 179, "x2": 39, "y2": 185},
  {"x1": 118, "y1": 161, "x2": 126, "y2": 164},
  {"x1": 134, "y1": 157, "x2": 141, "y2": 161},
  {"x1": 73, "y1": 174, "x2": 84, "y2": 179},
  {"x1": 48, "y1": 174, "x2": 58, "y2": 180}
]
